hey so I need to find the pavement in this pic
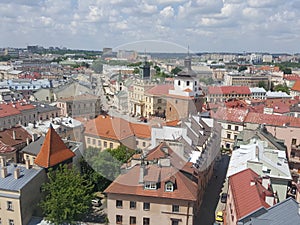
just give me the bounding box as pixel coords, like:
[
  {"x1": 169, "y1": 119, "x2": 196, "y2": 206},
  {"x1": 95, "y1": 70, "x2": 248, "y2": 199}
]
[{"x1": 196, "y1": 153, "x2": 230, "y2": 225}]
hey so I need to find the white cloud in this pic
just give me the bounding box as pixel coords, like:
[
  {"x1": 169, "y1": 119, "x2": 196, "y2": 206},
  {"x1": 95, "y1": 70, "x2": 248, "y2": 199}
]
[{"x1": 0, "y1": 0, "x2": 299, "y2": 53}]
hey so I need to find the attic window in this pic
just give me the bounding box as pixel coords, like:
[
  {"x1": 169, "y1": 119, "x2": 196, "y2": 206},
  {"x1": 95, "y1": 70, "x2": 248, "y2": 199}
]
[
  {"x1": 145, "y1": 182, "x2": 157, "y2": 190},
  {"x1": 165, "y1": 182, "x2": 174, "y2": 192}
]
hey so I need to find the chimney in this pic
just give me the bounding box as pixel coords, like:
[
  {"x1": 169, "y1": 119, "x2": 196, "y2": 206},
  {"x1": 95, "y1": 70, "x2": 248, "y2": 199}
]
[
  {"x1": 32, "y1": 133, "x2": 37, "y2": 142},
  {"x1": 139, "y1": 165, "x2": 145, "y2": 184},
  {"x1": 250, "y1": 179, "x2": 256, "y2": 186},
  {"x1": 14, "y1": 168, "x2": 20, "y2": 179},
  {"x1": 262, "y1": 176, "x2": 270, "y2": 190},
  {"x1": 26, "y1": 138, "x2": 30, "y2": 146},
  {"x1": 0, "y1": 156, "x2": 6, "y2": 167},
  {"x1": 1, "y1": 167, "x2": 8, "y2": 178},
  {"x1": 12, "y1": 130, "x2": 16, "y2": 140},
  {"x1": 25, "y1": 159, "x2": 31, "y2": 169}
]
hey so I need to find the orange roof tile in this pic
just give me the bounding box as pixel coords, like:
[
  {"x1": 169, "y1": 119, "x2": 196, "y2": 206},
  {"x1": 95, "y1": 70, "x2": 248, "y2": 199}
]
[
  {"x1": 130, "y1": 123, "x2": 151, "y2": 139},
  {"x1": 104, "y1": 164, "x2": 198, "y2": 201},
  {"x1": 165, "y1": 120, "x2": 181, "y2": 127},
  {"x1": 84, "y1": 115, "x2": 134, "y2": 141},
  {"x1": 291, "y1": 80, "x2": 300, "y2": 92},
  {"x1": 34, "y1": 125, "x2": 75, "y2": 168},
  {"x1": 208, "y1": 86, "x2": 251, "y2": 95},
  {"x1": 146, "y1": 84, "x2": 173, "y2": 96},
  {"x1": 229, "y1": 168, "x2": 273, "y2": 219}
]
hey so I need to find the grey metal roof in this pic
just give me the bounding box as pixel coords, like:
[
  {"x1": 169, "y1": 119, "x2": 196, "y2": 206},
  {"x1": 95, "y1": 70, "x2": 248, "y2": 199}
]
[
  {"x1": 21, "y1": 136, "x2": 45, "y2": 156},
  {"x1": 240, "y1": 197, "x2": 300, "y2": 225},
  {"x1": 0, "y1": 163, "x2": 43, "y2": 191}
]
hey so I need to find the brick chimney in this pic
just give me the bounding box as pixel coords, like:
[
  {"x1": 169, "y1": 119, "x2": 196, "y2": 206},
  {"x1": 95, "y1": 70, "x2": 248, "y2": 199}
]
[
  {"x1": 1, "y1": 167, "x2": 8, "y2": 178},
  {"x1": 14, "y1": 168, "x2": 20, "y2": 179}
]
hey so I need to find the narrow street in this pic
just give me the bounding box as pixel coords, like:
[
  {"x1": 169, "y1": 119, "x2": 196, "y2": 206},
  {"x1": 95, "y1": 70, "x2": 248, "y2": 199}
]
[{"x1": 196, "y1": 154, "x2": 230, "y2": 225}]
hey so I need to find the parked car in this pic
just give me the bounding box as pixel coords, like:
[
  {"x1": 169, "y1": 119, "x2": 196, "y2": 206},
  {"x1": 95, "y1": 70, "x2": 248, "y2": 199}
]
[
  {"x1": 220, "y1": 193, "x2": 227, "y2": 203},
  {"x1": 215, "y1": 211, "x2": 224, "y2": 223}
]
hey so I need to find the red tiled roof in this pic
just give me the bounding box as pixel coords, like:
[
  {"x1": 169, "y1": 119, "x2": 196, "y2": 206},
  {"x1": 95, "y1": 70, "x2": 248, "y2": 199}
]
[
  {"x1": 208, "y1": 86, "x2": 251, "y2": 95},
  {"x1": 291, "y1": 80, "x2": 300, "y2": 92},
  {"x1": 229, "y1": 168, "x2": 273, "y2": 219},
  {"x1": 34, "y1": 125, "x2": 75, "y2": 168},
  {"x1": 0, "y1": 141, "x2": 16, "y2": 153},
  {"x1": 210, "y1": 107, "x2": 248, "y2": 123},
  {"x1": 165, "y1": 120, "x2": 181, "y2": 127},
  {"x1": 104, "y1": 164, "x2": 198, "y2": 201},
  {"x1": 184, "y1": 88, "x2": 192, "y2": 92},
  {"x1": 0, "y1": 103, "x2": 21, "y2": 118},
  {"x1": 130, "y1": 123, "x2": 151, "y2": 139},
  {"x1": 283, "y1": 74, "x2": 300, "y2": 81},
  {"x1": 84, "y1": 115, "x2": 134, "y2": 141},
  {"x1": 245, "y1": 112, "x2": 300, "y2": 127},
  {"x1": 146, "y1": 84, "x2": 173, "y2": 96},
  {"x1": 0, "y1": 126, "x2": 32, "y2": 148}
]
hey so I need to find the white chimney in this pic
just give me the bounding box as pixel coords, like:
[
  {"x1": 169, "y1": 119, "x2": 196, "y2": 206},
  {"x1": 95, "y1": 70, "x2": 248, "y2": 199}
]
[
  {"x1": 25, "y1": 159, "x2": 31, "y2": 169},
  {"x1": 0, "y1": 156, "x2": 6, "y2": 167},
  {"x1": 26, "y1": 138, "x2": 30, "y2": 146},
  {"x1": 12, "y1": 130, "x2": 16, "y2": 140},
  {"x1": 250, "y1": 180, "x2": 256, "y2": 186},
  {"x1": 14, "y1": 168, "x2": 20, "y2": 179},
  {"x1": 1, "y1": 167, "x2": 8, "y2": 178}
]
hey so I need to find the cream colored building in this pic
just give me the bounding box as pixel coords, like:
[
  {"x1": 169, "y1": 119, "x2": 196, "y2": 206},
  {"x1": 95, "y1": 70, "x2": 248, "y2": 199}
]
[{"x1": 0, "y1": 157, "x2": 46, "y2": 225}]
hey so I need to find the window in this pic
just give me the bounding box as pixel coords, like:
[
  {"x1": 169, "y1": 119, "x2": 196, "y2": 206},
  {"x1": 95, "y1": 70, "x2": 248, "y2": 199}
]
[
  {"x1": 235, "y1": 126, "x2": 239, "y2": 131},
  {"x1": 130, "y1": 216, "x2": 136, "y2": 225},
  {"x1": 186, "y1": 81, "x2": 190, "y2": 86},
  {"x1": 292, "y1": 138, "x2": 297, "y2": 145},
  {"x1": 116, "y1": 215, "x2": 122, "y2": 224},
  {"x1": 130, "y1": 201, "x2": 136, "y2": 209},
  {"x1": 145, "y1": 182, "x2": 156, "y2": 190},
  {"x1": 136, "y1": 140, "x2": 139, "y2": 145},
  {"x1": 172, "y1": 205, "x2": 179, "y2": 212},
  {"x1": 234, "y1": 135, "x2": 237, "y2": 140},
  {"x1": 98, "y1": 140, "x2": 101, "y2": 146},
  {"x1": 165, "y1": 182, "x2": 174, "y2": 192},
  {"x1": 92, "y1": 139, "x2": 96, "y2": 145},
  {"x1": 110, "y1": 143, "x2": 113, "y2": 149},
  {"x1": 143, "y1": 202, "x2": 150, "y2": 211},
  {"x1": 7, "y1": 201, "x2": 13, "y2": 211},
  {"x1": 143, "y1": 218, "x2": 150, "y2": 225},
  {"x1": 116, "y1": 200, "x2": 123, "y2": 208},
  {"x1": 171, "y1": 220, "x2": 179, "y2": 225},
  {"x1": 104, "y1": 141, "x2": 107, "y2": 148},
  {"x1": 227, "y1": 125, "x2": 231, "y2": 130},
  {"x1": 195, "y1": 81, "x2": 197, "y2": 86},
  {"x1": 178, "y1": 80, "x2": 181, "y2": 86},
  {"x1": 8, "y1": 220, "x2": 14, "y2": 225},
  {"x1": 157, "y1": 99, "x2": 162, "y2": 103},
  {"x1": 143, "y1": 142, "x2": 146, "y2": 147},
  {"x1": 87, "y1": 138, "x2": 91, "y2": 144},
  {"x1": 227, "y1": 133, "x2": 231, "y2": 139}
]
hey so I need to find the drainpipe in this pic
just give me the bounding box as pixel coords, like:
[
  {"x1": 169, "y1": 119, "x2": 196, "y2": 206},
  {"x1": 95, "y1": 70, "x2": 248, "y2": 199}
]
[{"x1": 186, "y1": 202, "x2": 190, "y2": 225}]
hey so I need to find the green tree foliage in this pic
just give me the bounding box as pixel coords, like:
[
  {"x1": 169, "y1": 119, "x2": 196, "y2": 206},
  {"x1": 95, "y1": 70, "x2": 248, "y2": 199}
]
[
  {"x1": 133, "y1": 67, "x2": 140, "y2": 74},
  {"x1": 258, "y1": 81, "x2": 267, "y2": 90},
  {"x1": 238, "y1": 65, "x2": 247, "y2": 72},
  {"x1": 81, "y1": 146, "x2": 135, "y2": 191},
  {"x1": 171, "y1": 67, "x2": 182, "y2": 75},
  {"x1": 91, "y1": 60, "x2": 104, "y2": 73},
  {"x1": 40, "y1": 165, "x2": 94, "y2": 225},
  {"x1": 274, "y1": 83, "x2": 290, "y2": 94}
]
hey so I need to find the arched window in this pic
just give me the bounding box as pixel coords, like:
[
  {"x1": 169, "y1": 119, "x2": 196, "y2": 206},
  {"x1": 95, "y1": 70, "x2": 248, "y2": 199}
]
[{"x1": 178, "y1": 80, "x2": 181, "y2": 86}]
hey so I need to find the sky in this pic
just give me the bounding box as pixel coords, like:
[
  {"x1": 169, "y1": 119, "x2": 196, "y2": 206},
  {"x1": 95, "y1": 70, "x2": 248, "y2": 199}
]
[{"x1": 1, "y1": 0, "x2": 300, "y2": 53}]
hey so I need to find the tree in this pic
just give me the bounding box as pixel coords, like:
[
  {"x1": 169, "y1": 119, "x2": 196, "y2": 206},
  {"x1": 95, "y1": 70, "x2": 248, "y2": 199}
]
[
  {"x1": 107, "y1": 145, "x2": 135, "y2": 163},
  {"x1": 274, "y1": 83, "x2": 290, "y2": 94},
  {"x1": 40, "y1": 165, "x2": 94, "y2": 225},
  {"x1": 238, "y1": 65, "x2": 247, "y2": 72},
  {"x1": 258, "y1": 81, "x2": 267, "y2": 90},
  {"x1": 171, "y1": 67, "x2": 182, "y2": 75},
  {"x1": 133, "y1": 67, "x2": 140, "y2": 74}
]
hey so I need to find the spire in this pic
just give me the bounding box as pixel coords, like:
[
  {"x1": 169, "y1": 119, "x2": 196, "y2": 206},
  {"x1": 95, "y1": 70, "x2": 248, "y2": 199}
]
[
  {"x1": 34, "y1": 126, "x2": 75, "y2": 168},
  {"x1": 184, "y1": 46, "x2": 192, "y2": 70}
]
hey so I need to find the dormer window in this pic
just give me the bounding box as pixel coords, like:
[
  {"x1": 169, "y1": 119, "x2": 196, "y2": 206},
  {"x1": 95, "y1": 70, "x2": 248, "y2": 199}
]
[
  {"x1": 145, "y1": 182, "x2": 157, "y2": 190},
  {"x1": 165, "y1": 182, "x2": 174, "y2": 192}
]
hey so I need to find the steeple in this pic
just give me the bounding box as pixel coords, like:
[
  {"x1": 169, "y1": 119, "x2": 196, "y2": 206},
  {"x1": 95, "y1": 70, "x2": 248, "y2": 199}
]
[
  {"x1": 34, "y1": 125, "x2": 75, "y2": 168},
  {"x1": 184, "y1": 46, "x2": 192, "y2": 70}
]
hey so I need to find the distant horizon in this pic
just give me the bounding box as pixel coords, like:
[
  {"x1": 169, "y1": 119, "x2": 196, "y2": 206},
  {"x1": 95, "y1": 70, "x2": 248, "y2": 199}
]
[{"x1": 1, "y1": 45, "x2": 299, "y2": 56}]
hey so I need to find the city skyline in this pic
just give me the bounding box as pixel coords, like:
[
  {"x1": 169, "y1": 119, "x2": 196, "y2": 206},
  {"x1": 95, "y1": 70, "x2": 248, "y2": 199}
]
[{"x1": 0, "y1": 0, "x2": 300, "y2": 53}]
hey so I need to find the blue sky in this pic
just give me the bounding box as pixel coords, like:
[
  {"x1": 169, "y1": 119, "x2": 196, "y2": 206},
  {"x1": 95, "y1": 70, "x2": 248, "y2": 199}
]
[{"x1": 0, "y1": 0, "x2": 300, "y2": 53}]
